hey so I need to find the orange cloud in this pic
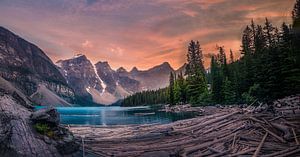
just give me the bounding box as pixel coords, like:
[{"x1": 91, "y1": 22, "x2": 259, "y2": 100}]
[
  {"x1": 81, "y1": 40, "x2": 93, "y2": 48},
  {"x1": 0, "y1": 0, "x2": 295, "y2": 71}
]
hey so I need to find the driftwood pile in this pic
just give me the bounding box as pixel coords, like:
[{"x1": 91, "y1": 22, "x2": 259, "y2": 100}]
[
  {"x1": 162, "y1": 104, "x2": 205, "y2": 113},
  {"x1": 70, "y1": 95, "x2": 300, "y2": 157}
]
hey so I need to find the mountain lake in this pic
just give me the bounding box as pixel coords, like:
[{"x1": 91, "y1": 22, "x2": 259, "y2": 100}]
[{"x1": 35, "y1": 106, "x2": 196, "y2": 126}]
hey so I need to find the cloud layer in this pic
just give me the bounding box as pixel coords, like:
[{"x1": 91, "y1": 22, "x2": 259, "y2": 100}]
[{"x1": 0, "y1": 0, "x2": 295, "y2": 70}]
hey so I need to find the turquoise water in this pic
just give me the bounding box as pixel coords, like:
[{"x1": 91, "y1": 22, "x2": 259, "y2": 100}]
[{"x1": 35, "y1": 106, "x2": 196, "y2": 126}]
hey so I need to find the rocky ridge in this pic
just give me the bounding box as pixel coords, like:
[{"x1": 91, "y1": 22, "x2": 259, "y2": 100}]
[
  {"x1": 0, "y1": 26, "x2": 74, "y2": 106},
  {"x1": 57, "y1": 55, "x2": 184, "y2": 105}
]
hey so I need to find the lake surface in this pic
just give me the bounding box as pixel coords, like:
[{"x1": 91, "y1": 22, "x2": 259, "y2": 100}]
[{"x1": 35, "y1": 106, "x2": 196, "y2": 126}]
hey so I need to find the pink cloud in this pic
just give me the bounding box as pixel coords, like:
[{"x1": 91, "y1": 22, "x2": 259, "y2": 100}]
[{"x1": 0, "y1": 0, "x2": 295, "y2": 70}]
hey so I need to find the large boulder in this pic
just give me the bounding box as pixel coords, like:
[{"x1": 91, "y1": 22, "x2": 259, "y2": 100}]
[
  {"x1": 30, "y1": 107, "x2": 60, "y2": 126},
  {"x1": 0, "y1": 94, "x2": 61, "y2": 156},
  {"x1": 30, "y1": 107, "x2": 80, "y2": 155}
]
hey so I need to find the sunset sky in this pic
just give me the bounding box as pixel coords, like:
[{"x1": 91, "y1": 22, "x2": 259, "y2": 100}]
[{"x1": 0, "y1": 0, "x2": 295, "y2": 70}]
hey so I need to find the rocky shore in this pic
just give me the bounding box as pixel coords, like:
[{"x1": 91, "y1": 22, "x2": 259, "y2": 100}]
[
  {"x1": 0, "y1": 77, "x2": 79, "y2": 157},
  {"x1": 70, "y1": 95, "x2": 300, "y2": 157}
]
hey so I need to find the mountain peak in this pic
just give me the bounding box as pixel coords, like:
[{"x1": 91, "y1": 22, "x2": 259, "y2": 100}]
[
  {"x1": 161, "y1": 62, "x2": 171, "y2": 67},
  {"x1": 73, "y1": 54, "x2": 85, "y2": 59},
  {"x1": 96, "y1": 61, "x2": 108, "y2": 65},
  {"x1": 130, "y1": 67, "x2": 139, "y2": 73},
  {"x1": 149, "y1": 62, "x2": 173, "y2": 72},
  {"x1": 55, "y1": 54, "x2": 90, "y2": 64},
  {"x1": 95, "y1": 61, "x2": 113, "y2": 72},
  {"x1": 117, "y1": 67, "x2": 127, "y2": 73},
  {"x1": 95, "y1": 61, "x2": 111, "y2": 68}
]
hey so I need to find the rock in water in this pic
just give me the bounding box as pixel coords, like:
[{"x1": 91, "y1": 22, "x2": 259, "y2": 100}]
[{"x1": 30, "y1": 107, "x2": 60, "y2": 126}]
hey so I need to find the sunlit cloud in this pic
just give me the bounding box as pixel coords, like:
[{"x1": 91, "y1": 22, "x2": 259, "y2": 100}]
[
  {"x1": 0, "y1": 0, "x2": 295, "y2": 70},
  {"x1": 81, "y1": 40, "x2": 93, "y2": 48}
]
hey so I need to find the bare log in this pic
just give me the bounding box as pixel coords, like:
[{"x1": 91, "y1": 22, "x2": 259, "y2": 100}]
[
  {"x1": 260, "y1": 126, "x2": 286, "y2": 143},
  {"x1": 175, "y1": 111, "x2": 240, "y2": 133},
  {"x1": 229, "y1": 148, "x2": 256, "y2": 157},
  {"x1": 231, "y1": 133, "x2": 237, "y2": 149},
  {"x1": 261, "y1": 146, "x2": 298, "y2": 157},
  {"x1": 182, "y1": 134, "x2": 234, "y2": 156},
  {"x1": 208, "y1": 147, "x2": 223, "y2": 153},
  {"x1": 276, "y1": 147, "x2": 300, "y2": 157},
  {"x1": 252, "y1": 132, "x2": 268, "y2": 157},
  {"x1": 292, "y1": 128, "x2": 299, "y2": 145}
]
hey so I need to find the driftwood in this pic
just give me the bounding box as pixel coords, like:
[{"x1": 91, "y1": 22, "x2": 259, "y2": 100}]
[
  {"x1": 292, "y1": 128, "x2": 299, "y2": 145},
  {"x1": 68, "y1": 95, "x2": 300, "y2": 157},
  {"x1": 260, "y1": 125, "x2": 286, "y2": 143},
  {"x1": 261, "y1": 146, "x2": 299, "y2": 157},
  {"x1": 252, "y1": 132, "x2": 268, "y2": 157}
]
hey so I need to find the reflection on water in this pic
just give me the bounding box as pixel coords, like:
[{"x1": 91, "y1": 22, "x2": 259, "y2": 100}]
[{"x1": 35, "y1": 106, "x2": 196, "y2": 126}]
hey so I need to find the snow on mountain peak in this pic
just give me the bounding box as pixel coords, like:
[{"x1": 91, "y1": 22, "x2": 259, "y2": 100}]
[
  {"x1": 92, "y1": 63, "x2": 106, "y2": 94},
  {"x1": 73, "y1": 54, "x2": 84, "y2": 59}
]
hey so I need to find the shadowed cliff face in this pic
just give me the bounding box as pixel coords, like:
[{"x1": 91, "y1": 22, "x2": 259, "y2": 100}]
[
  {"x1": 0, "y1": 27, "x2": 74, "y2": 101},
  {"x1": 56, "y1": 54, "x2": 103, "y2": 97}
]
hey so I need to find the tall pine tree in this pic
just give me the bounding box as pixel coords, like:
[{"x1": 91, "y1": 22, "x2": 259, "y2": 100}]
[
  {"x1": 169, "y1": 72, "x2": 175, "y2": 105},
  {"x1": 185, "y1": 40, "x2": 207, "y2": 104}
]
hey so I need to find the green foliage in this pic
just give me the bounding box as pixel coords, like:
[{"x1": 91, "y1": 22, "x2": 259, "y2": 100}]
[
  {"x1": 222, "y1": 78, "x2": 236, "y2": 105},
  {"x1": 197, "y1": 90, "x2": 212, "y2": 105},
  {"x1": 185, "y1": 40, "x2": 208, "y2": 105},
  {"x1": 121, "y1": 88, "x2": 169, "y2": 106},
  {"x1": 186, "y1": 40, "x2": 205, "y2": 75},
  {"x1": 241, "y1": 84, "x2": 260, "y2": 104},
  {"x1": 174, "y1": 72, "x2": 187, "y2": 104},
  {"x1": 34, "y1": 123, "x2": 54, "y2": 138},
  {"x1": 293, "y1": 0, "x2": 300, "y2": 28},
  {"x1": 186, "y1": 70, "x2": 207, "y2": 104},
  {"x1": 169, "y1": 72, "x2": 175, "y2": 105},
  {"x1": 210, "y1": 3, "x2": 300, "y2": 104}
]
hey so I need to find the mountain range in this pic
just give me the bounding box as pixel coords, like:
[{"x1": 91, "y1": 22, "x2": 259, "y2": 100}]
[{"x1": 0, "y1": 26, "x2": 185, "y2": 105}]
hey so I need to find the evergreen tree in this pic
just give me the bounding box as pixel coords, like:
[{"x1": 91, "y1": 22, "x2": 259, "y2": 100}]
[
  {"x1": 186, "y1": 69, "x2": 207, "y2": 104},
  {"x1": 222, "y1": 77, "x2": 236, "y2": 104},
  {"x1": 210, "y1": 56, "x2": 223, "y2": 103},
  {"x1": 240, "y1": 25, "x2": 255, "y2": 96},
  {"x1": 121, "y1": 88, "x2": 169, "y2": 106},
  {"x1": 241, "y1": 26, "x2": 253, "y2": 55},
  {"x1": 123, "y1": 1, "x2": 300, "y2": 106},
  {"x1": 185, "y1": 40, "x2": 207, "y2": 104},
  {"x1": 186, "y1": 40, "x2": 205, "y2": 75},
  {"x1": 280, "y1": 22, "x2": 300, "y2": 96},
  {"x1": 292, "y1": 0, "x2": 300, "y2": 70},
  {"x1": 219, "y1": 46, "x2": 229, "y2": 78},
  {"x1": 263, "y1": 18, "x2": 276, "y2": 47},
  {"x1": 174, "y1": 78, "x2": 180, "y2": 104},
  {"x1": 169, "y1": 72, "x2": 175, "y2": 105},
  {"x1": 175, "y1": 72, "x2": 187, "y2": 104},
  {"x1": 230, "y1": 49, "x2": 234, "y2": 63},
  {"x1": 254, "y1": 25, "x2": 266, "y2": 54},
  {"x1": 292, "y1": 0, "x2": 300, "y2": 29}
]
